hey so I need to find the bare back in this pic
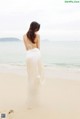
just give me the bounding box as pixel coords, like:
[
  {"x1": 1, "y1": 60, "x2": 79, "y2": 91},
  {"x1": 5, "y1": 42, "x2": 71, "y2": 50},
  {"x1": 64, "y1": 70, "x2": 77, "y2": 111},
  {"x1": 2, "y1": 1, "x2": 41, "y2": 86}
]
[{"x1": 23, "y1": 34, "x2": 40, "y2": 50}]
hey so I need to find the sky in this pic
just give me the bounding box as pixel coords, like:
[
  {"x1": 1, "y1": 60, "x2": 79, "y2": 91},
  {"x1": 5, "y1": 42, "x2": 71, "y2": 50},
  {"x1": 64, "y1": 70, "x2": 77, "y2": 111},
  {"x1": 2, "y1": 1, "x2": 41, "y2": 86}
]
[{"x1": 0, "y1": 0, "x2": 80, "y2": 41}]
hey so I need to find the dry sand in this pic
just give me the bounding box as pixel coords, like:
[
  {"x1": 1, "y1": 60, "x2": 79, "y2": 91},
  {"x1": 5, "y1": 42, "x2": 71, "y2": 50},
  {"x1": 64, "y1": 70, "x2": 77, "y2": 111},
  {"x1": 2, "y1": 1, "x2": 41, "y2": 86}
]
[{"x1": 0, "y1": 66, "x2": 80, "y2": 119}]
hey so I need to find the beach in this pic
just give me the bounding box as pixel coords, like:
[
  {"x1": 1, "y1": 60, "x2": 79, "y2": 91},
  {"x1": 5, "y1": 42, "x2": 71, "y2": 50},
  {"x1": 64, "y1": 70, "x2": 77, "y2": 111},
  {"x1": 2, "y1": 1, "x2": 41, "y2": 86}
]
[{"x1": 0, "y1": 66, "x2": 80, "y2": 119}]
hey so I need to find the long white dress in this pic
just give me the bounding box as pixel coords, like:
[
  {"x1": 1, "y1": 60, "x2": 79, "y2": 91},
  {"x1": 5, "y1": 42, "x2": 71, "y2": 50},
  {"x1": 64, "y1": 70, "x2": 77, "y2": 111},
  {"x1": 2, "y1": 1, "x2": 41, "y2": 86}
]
[{"x1": 26, "y1": 47, "x2": 44, "y2": 107}]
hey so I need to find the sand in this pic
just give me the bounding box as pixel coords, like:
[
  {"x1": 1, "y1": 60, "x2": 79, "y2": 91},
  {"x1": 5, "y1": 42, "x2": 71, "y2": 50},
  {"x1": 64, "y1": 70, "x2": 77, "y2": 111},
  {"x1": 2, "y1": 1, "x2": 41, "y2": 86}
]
[{"x1": 0, "y1": 66, "x2": 80, "y2": 119}]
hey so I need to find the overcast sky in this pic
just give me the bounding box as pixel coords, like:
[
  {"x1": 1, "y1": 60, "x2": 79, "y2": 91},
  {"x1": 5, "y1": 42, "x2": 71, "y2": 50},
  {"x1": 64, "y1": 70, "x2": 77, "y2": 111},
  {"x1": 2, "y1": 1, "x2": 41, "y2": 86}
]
[{"x1": 0, "y1": 0, "x2": 80, "y2": 41}]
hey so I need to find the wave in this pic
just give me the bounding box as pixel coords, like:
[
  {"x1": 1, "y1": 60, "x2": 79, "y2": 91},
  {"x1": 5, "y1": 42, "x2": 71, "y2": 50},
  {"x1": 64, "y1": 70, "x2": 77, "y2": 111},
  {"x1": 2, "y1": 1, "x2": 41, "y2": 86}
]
[{"x1": 43, "y1": 62, "x2": 80, "y2": 68}]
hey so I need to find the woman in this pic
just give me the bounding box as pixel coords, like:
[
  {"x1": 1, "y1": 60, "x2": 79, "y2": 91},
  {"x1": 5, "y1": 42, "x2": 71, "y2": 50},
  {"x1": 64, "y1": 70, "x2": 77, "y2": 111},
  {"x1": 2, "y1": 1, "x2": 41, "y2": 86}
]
[{"x1": 23, "y1": 21, "x2": 44, "y2": 108}]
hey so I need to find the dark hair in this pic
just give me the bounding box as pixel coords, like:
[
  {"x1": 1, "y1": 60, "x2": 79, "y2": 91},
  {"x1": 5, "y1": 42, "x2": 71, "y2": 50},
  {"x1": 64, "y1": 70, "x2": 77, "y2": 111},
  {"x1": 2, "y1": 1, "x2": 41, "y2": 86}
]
[{"x1": 26, "y1": 21, "x2": 40, "y2": 43}]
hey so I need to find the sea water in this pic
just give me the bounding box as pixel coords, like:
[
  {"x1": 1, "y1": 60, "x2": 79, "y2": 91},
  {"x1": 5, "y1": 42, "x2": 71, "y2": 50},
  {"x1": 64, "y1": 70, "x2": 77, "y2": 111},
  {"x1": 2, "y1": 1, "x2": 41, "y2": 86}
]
[{"x1": 0, "y1": 40, "x2": 80, "y2": 70}]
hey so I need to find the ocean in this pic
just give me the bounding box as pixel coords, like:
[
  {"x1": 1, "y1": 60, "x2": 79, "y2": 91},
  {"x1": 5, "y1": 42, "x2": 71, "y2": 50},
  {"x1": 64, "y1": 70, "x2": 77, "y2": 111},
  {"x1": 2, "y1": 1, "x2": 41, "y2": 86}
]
[{"x1": 0, "y1": 39, "x2": 80, "y2": 70}]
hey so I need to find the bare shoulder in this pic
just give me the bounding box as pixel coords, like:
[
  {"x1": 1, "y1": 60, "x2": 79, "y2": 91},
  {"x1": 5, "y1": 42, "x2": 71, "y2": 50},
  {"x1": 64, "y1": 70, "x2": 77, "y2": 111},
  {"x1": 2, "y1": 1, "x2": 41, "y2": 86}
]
[
  {"x1": 35, "y1": 34, "x2": 40, "y2": 42},
  {"x1": 36, "y1": 34, "x2": 40, "y2": 39},
  {"x1": 23, "y1": 34, "x2": 27, "y2": 40},
  {"x1": 23, "y1": 34, "x2": 28, "y2": 44}
]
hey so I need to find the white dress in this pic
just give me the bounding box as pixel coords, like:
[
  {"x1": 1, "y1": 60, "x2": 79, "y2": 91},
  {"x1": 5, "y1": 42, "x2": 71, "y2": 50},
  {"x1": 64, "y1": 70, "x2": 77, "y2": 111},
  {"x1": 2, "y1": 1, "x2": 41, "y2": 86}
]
[{"x1": 26, "y1": 46, "x2": 44, "y2": 107}]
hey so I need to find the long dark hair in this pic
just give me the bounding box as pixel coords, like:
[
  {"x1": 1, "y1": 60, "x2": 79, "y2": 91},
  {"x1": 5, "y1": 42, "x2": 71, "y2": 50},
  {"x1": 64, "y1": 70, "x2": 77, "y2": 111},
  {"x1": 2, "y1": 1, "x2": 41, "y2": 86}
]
[{"x1": 26, "y1": 21, "x2": 40, "y2": 43}]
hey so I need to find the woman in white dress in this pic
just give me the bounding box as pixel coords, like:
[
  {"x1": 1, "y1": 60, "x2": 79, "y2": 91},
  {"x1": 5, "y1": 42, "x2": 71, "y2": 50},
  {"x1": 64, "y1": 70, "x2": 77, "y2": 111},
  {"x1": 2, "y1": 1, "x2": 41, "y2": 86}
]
[{"x1": 23, "y1": 21, "x2": 44, "y2": 108}]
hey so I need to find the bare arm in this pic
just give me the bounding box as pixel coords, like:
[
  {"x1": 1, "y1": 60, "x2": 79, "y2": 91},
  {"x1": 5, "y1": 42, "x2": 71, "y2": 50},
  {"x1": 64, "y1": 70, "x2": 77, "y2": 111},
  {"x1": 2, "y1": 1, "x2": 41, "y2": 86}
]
[
  {"x1": 23, "y1": 35, "x2": 28, "y2": 50},
  {"x1": 36, "y1": 34, "x2": 40, "y2": 49}
]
